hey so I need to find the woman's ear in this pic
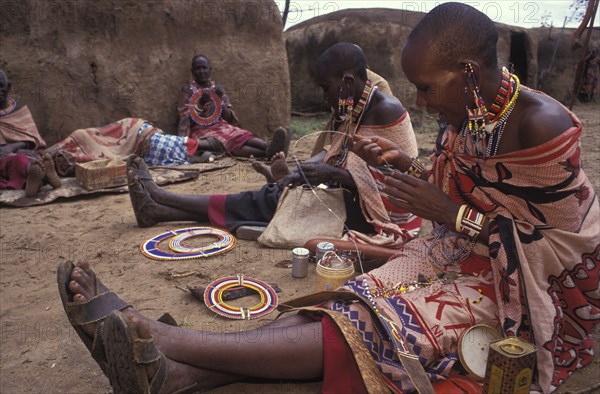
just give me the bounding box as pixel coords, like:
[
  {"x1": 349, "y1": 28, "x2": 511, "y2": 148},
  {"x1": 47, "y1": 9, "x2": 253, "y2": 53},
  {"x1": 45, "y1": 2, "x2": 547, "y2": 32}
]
[
  {"x1": 342, "y1": 72, "x2": 355, "y2": 83},
  {"x1": 461, "y1": 59, "x2": 481, "y2": 73}
]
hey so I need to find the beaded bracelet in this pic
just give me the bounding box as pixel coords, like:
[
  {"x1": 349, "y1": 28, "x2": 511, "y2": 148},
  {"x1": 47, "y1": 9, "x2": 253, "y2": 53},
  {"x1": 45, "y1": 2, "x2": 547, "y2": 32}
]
[
  {"x1": 455, "y1": 204, "x2": 485, "y2": 239},
  {"x1": 407, "y1": 158, "x2": 426, "y2": 178}
]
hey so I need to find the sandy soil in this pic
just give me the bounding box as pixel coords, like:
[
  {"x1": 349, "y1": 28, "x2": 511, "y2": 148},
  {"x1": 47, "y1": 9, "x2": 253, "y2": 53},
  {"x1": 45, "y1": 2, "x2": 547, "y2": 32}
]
[{"x1": 0, "y1": 103, "x2": 599, "y2": 393}]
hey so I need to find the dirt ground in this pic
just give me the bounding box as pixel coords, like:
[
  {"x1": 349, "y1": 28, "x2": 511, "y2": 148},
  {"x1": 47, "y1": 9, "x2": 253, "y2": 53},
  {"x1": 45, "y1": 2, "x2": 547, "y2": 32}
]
[{"x1": 0, "y1": 103, "x2": 599, "y2": 393}]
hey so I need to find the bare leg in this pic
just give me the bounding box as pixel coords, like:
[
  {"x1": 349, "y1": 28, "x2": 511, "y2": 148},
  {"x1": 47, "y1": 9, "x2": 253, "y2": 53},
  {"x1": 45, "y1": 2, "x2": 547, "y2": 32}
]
[
  {"x1": 69, "y1": 261, "x2": 324, "y2": 381},
  {"x1": 231, "y1": 144, "x2": 267, "y2": 158},
  {"x1": 244, "y1": 137, "x2": 267, "y2": 150},
  {"x1": 305, "y1": 238, "x2": 395, "y2": 271},
  {"x1": 25, "y1": 158, "x2": 44, "y2": 197}
]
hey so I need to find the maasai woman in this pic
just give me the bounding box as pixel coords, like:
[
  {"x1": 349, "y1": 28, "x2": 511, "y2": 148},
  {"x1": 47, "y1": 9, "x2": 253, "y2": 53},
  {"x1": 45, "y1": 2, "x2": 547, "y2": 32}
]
[
  {"x1": 0, "y1": 69, "x2": 61, "y2": 196},
  {"x1": 177, "y1": 54, "x2": 288, "y2": 158}
]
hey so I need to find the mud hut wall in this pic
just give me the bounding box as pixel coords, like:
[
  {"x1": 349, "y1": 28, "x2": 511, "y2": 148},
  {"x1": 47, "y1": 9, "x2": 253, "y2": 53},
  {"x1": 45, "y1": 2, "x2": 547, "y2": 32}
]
[
  {"x1": 534, "y1": 27, "x2": 600, "y2": 104},
  {"x1": 0, "y1": 0, "x2": 290, "y2": 144},
  {"x1": 285, "y1": 8, "x2": 543, "y2": 115}
]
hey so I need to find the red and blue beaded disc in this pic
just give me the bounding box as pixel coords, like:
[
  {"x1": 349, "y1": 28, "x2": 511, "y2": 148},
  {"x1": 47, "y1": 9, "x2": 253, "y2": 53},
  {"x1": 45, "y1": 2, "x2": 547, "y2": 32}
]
[{"x1": 189, "y1": 89, "x2": 222, "y2": 127}]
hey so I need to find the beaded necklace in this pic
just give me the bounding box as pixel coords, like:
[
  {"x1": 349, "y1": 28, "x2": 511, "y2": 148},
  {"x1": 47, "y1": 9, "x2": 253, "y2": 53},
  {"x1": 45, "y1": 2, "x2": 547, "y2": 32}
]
[
  {"x1": 0, "y1": 97, "x2": 16, "y2": 116},
  {"x1": 486, "y1": 67, "x2": 512, "y2": 123},
  {"x1": 461, "y1": 73, "x2": 520, "y2": 158},
  {"x1": 350, "y1": 80, "x2": 374, "y2": 124},
  {"x1": 334, "y1": 80, "x2": 376, "y2": 168}
]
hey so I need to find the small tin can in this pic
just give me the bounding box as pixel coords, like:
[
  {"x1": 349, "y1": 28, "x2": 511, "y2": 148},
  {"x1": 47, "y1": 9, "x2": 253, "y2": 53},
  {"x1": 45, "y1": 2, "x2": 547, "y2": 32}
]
[
  {"x1": 483, "y1": 337, "x2": 536, "y2": 394},
  {"x1": 291, "y1": 247, "x2": 310, "y2": 278},
  {"x1": 457, "y1": 324, "x2": 502, "y2": 380},
  {"x1": 316, "y1": 242, "x2": 335, "y2": 263}
]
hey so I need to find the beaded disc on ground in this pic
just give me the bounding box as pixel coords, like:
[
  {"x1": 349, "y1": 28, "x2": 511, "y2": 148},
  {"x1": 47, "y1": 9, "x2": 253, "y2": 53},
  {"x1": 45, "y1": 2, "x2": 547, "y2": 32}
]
[
  {"x1": 203, "y1": 274, "x2": 278, "y2": 320},
  {"x1": 140, "y1": 226, "x2": 236, "y2": 261}
]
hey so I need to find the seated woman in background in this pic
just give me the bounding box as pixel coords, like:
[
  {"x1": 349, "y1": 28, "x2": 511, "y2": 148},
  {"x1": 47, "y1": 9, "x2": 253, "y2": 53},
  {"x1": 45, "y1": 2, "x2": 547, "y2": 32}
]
[
  {"x1": 177, "y1": 54, "x2": 288, "y2": 159},
  {"x1": 0, "y1": 69, "x2": 61, "y2": 197}
]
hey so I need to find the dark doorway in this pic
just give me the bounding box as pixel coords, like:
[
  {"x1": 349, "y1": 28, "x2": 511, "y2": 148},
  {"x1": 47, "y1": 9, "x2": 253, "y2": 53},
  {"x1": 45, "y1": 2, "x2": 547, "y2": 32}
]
[{"x1": 510, "y1": 32, "x2": 529, "y2": 85}]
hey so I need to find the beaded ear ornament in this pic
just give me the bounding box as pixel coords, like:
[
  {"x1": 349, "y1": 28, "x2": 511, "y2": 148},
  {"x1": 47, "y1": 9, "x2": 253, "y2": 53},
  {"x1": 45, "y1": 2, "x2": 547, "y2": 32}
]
[
  {"x1": 337, "y1": 74, "x2": 355, "y2": 121},
  {"x1": 464, "y1": 63, "x2": 488, "y2": 136}
]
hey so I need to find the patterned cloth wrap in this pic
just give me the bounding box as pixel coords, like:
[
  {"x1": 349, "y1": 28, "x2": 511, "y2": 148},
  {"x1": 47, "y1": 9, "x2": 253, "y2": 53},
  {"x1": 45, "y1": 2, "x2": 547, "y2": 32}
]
[
  {"x1": 142, "y1": 128, "x2": 189, "y2": 167},
  {"x1": 318, "y1": 98, "x2": 599, "y2": 393}
]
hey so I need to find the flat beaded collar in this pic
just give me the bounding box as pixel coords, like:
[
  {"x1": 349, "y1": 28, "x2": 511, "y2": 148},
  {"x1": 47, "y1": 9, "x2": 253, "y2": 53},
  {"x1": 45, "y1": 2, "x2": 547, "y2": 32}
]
[{"x1": 0, "y1": 97, "x2": 17, "y2": 116}]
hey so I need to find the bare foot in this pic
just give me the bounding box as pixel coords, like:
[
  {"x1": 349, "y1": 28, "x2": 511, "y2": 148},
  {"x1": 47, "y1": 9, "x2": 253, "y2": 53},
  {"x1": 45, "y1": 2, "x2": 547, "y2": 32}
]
[
  {"x1": 25, "y1": 158, "x2": 44, "y2": 197},
  {"x1": 265, "y1": 127, "x2": 289, "y2": 159},
  {"x1": 68, "y1": 261, "x2": 137, "y2": 338},
  {"x1": 270, "y1": 151, "x2": 290, "y2": 181},
  {"x1": 250, "y1": 156, "x2": 276, "y2": 183},
  {"x1": 42, "y1": 153, "x2": 62, "y2": 188}
]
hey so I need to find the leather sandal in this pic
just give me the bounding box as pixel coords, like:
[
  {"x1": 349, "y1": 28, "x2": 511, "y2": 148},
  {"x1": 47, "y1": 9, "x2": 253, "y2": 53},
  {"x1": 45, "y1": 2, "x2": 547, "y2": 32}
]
[
  {"x1": 57, "y1": 260, "x2": 130, "y2": 374},
  {"x1": 126, "y1": 155, "x2": 158, "y2": 227},
  {"x1": 57, "y1": 261, "x2": 179, "y2": 375},
  {"x1": 102, "y1": 311, "x2": 199, "y2": 394}
]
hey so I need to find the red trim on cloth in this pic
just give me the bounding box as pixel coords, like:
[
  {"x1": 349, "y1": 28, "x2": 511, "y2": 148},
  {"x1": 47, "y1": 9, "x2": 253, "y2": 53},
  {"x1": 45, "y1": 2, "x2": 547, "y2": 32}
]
[
  {"x1": 186, "y1": 137, "x2": 198, "y2": 157},
  {"x1": 0, "y1": 153, "x2": 31, "y2": 190},
  {"x1": 321, "y1": 315, "x2": 369, "y2": 394},
  {"x1": 358, "y1": 111, "x2": 408, "y2": 130},
  {"x1": 207, "y1": 195, "x2": 227, "y2": 229}
]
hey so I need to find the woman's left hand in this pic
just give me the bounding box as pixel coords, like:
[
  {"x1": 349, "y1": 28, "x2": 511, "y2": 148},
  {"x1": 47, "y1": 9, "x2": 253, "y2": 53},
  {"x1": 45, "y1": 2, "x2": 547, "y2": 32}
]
[{"x1": 382, "y1": 170, "x2": 459, "y2": 225}]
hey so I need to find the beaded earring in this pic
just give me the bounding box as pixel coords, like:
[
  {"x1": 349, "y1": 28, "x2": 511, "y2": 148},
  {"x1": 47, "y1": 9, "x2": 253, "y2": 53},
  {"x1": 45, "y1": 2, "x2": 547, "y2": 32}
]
[
  {"x1": 337, "y1": 74, "x2": 354, "y2": 120},
  {"x1": 464, "y1": 63, "x2": 488, "y2": 136}
]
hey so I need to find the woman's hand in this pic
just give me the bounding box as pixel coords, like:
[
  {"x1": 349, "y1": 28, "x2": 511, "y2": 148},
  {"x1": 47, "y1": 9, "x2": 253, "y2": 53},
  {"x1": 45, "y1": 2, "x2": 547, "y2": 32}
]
[
  {"x1": 350, "y1": 135, "x2": 411, "y2": 170},
  {"x1": 382, "y1": 170, "x2": 460, "y2": 225},
  {"x1": 278, "y1": 162, "x2": 354, "y2": 188}
]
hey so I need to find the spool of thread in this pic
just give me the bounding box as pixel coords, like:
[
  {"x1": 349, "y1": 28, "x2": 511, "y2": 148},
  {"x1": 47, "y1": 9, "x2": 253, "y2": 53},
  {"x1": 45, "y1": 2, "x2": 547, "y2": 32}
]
[
  {"x1": 316, "y1": 253, "x2": 355, "y2": 291},
  {"x1": 316, "y1": 242, "x2": 335, "y2": 263},
  {"x1": 291, "y1": 247, "x2": 310, "y2": 278}
]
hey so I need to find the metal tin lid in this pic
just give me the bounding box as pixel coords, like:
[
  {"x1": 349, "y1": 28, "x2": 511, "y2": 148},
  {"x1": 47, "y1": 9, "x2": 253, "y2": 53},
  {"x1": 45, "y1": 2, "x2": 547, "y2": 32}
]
[
  {"x1": 316, "y1": 242, "x2": 335, "y2": 251},
  {"x1": 490, "y1": 337, "x2": 536, "y2": 357},
  {"x1": 292, "y1": 247, "x2": 310, "y2": 256},
  {"x1": 458, "y1": 324, "x2": 502, "y2": 380}
]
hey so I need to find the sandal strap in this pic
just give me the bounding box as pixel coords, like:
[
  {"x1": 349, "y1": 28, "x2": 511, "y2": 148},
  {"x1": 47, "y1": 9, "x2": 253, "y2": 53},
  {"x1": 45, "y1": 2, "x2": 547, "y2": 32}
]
[
  {"x1": 131, "y1": 337, "x2": 161, "y2": 364},
  {"x1": 65, "y1": 291, "x2": 130, "y2": 325},
  {"x1": 149, "y1": 352, "x2": 168, "y2": 394},
  {"x1": 89, "y1": 323, "x2": 107, "y2": 366}
]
